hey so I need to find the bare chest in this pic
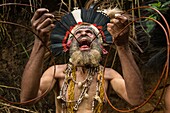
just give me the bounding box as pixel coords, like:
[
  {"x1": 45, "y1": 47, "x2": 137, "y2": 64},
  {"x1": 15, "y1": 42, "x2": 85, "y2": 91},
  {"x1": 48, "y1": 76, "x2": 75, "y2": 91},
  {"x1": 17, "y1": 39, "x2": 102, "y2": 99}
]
[{"x1": 56, "y1": 70, "x2": 108, "y2": 112}]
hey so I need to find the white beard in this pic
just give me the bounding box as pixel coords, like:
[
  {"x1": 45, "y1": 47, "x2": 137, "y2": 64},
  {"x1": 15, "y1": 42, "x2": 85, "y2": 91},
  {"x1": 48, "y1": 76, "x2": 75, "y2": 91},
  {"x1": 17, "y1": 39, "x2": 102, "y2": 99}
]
[
  {"x1": 69, "y1": 39, "x2": 102, "y2": 67},
  {"x1": 70, "y1": 49, "x2": 101, "y2": 67}
]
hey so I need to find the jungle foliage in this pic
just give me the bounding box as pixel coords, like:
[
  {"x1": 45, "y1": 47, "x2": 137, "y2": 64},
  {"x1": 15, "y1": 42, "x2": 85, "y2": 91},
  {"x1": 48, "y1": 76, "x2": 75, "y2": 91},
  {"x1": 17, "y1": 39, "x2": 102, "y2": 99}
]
[{"x1": 0, "y1": 0, "x2": 169, "y2": 113}]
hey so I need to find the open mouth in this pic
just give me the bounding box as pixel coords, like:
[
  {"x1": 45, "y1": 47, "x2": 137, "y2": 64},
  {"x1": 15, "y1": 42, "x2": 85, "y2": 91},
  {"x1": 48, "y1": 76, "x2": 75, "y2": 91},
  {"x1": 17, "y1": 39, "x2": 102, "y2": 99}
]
[{"x1": 78, "y1": 37, "x2": 91, "y2": 50}]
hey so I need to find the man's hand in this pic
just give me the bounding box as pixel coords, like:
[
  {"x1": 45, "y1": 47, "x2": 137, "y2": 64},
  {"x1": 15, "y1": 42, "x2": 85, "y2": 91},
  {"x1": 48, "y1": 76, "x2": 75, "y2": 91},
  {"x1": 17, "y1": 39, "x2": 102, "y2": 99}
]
[
  {"x1": 31, "y1": 8, "x2": 55, "y2": 43},
  {"x1": 107, "y1": 14, "x2": 129, "y2": 46}
]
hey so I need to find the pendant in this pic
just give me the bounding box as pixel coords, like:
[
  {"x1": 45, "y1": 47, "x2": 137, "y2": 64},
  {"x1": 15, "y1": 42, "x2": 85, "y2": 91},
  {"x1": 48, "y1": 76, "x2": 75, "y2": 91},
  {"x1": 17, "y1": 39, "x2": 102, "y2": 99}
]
[
  {"x1": 73, "y1": 106, "x2": 78, "y2": 111},
  {"x1": 78, "y1": 82, "x2": 82, "y2": 88},
  {"x1": 94, "y1": 95, "x2": 102, "y2": 103},
  {"x1": 57, "y1": 96, "x2": 62, "y2": 99},
  {"x1": 84, "y1": 93, "x2": 89, "y2": 99}
]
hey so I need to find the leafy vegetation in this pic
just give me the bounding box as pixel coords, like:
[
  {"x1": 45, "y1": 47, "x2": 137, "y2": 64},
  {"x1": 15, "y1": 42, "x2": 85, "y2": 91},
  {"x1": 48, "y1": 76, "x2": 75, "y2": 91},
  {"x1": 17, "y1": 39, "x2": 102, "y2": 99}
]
[
  {"x1": 145, "y1": 1, "x2": 170, "y2": 32},
  {"x1": 0, "y1": 0, "x2": 169, "y2": 113}
]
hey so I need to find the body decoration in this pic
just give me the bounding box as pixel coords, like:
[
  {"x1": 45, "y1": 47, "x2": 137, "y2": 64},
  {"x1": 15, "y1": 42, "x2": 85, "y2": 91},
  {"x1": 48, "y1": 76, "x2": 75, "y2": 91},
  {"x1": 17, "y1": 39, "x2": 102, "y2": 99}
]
[{"x1": 56, "y1": 63, "x2": 105, "y2": 113}]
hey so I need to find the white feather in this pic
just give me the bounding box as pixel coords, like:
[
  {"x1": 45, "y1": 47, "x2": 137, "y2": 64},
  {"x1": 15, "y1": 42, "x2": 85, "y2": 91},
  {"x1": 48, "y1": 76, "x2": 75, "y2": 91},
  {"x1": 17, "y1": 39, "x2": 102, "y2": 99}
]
[{"x1": 71, "y1": 9, "x2": 82, "y2": 23}]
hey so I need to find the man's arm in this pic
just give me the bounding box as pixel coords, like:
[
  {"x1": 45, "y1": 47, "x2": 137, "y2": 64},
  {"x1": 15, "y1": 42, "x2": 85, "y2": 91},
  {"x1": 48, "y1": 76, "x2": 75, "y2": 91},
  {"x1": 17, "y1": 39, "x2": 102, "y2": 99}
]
[
  {"x1": 165, "y1": 86, "x2": 170, "y2": 113},
  {"x1": 20, "y1": 8, "x2": 55, "y2": 103},
  {"x1": 116, "y1": 45, "x2": 144, "y2": 106},
  {"x1": 107, "y1": 14, "x2": 144, "y2": 106}
]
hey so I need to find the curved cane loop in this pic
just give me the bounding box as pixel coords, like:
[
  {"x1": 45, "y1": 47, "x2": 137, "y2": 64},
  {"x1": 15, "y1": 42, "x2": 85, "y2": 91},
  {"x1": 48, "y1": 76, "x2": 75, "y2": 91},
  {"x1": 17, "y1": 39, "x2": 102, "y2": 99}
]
[
  {"x1": 0, "y1": 20, "x2": 57, "y2": 105},
  {"x1": 0, "y1": 2, "x2": 92, "y2": 106},
  {"x1": 128, "y1": 6, "x2": 170, "y2": 34},
  {"x1": 89, "y1": 4, "x2": 169, "y2": 112},
  {"x1": 0, "y1": 3, "x2": 58, "y2": 105},
  {"x1": 0, "y1": 1, "x2": 169, "y2": 112},
  {"x1": 127, "y1": 6, "x2": 170, "y2": 113},
  {"x1": 105, "y1": 64, "x2": 167, "y2": 112},
  {"x1": 0, "y1": 3, "x2": 38, "y2": 9},
  {"x1": 102, "y1": 16, "x2": 169, "y2": 112}
]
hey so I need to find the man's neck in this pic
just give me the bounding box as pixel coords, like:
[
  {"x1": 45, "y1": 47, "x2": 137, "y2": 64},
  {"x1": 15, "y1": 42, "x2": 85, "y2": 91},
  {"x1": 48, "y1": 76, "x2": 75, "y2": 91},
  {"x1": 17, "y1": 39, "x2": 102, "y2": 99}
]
[
  {"x1": 74, "y1": 65, "x2": 100, "y2": 75},
  {"x1": 76, "y1": 66, "x2": 88, "y2": 74}
]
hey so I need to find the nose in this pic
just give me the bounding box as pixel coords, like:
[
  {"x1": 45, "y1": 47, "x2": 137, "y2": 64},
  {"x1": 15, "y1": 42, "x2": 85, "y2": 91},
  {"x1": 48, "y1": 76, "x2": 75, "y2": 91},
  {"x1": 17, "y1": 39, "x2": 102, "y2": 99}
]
[{"x1": 81, "y1": 31, "x2": 86, "y2": 35}]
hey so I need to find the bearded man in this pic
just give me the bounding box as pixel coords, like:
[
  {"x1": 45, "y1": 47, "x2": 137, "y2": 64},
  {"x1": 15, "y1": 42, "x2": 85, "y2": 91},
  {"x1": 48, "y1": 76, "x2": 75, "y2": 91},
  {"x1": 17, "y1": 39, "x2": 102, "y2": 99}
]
[{"x1": 20, "y1": 8, "x2": 144, "y2": 113}]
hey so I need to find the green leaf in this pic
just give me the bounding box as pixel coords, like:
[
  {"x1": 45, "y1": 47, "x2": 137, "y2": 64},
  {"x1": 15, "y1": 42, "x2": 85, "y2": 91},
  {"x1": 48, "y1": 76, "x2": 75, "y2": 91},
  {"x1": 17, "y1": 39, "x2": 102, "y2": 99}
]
[
  {"x1": 145, "y1": 15, "x2": 157, "y2": 33},
  {"x1": 149, "y1": 2, "x2": 162, "y2": 9},
  {"x1": 162, "y1": 1, "x2": 170, "y2": 8}
]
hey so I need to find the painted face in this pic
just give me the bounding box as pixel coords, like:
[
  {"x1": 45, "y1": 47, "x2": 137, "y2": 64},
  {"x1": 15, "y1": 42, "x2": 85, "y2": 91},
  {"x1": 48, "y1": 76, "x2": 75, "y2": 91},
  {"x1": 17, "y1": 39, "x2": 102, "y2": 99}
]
[
  {"x1": 74, "y1": 28, "x2": 96, "y2": 51},
  {"x1": 69, "y1": 28, "x2": 102, "y2": 67}
]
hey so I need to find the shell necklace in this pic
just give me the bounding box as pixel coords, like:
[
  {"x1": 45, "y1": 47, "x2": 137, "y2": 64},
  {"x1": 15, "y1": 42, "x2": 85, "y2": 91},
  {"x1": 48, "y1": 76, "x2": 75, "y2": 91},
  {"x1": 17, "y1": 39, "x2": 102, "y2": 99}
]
[{"x1": 57, "y1": 63, "x2": 104, "y2": 112}]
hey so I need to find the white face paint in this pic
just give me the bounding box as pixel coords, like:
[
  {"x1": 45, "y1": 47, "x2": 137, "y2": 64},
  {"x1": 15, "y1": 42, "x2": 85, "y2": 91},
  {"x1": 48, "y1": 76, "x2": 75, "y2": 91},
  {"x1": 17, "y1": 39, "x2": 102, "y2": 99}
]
[{"x1": 69, "y1": 27, "x2": 102, "y2": 67}]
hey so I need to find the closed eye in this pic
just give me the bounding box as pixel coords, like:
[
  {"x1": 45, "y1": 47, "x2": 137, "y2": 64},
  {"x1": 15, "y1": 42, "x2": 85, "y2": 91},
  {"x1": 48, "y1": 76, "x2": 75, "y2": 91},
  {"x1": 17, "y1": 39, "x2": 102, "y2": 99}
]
[
  {"x1": 86, "y1": 30, "x2": 93, "y2": 34},
  {"x1": 75, "y1": 31, "x2": 81, "y2": 35}
]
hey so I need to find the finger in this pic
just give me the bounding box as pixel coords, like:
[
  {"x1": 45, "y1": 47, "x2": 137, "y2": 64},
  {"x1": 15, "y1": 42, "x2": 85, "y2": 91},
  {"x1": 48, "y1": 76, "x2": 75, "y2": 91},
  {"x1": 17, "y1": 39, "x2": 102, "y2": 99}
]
[
  {"x1": 38, "y1": 24, "x2": 55, "y2": 37},
  {"x1": 107, "y1": 23, "x2": 117, "y2": 35},
  {"x1": 110, "y1": 18, "x2": 124, "y2": 29},
  {"x1": 36, "y1": 17, "x2": 53, "y2": 31},
  {"x1": 107, "y1": 26, "x2": 116, "y2": 42},
  {"x1": 115, "y1": 14, "x2": 128, "y2": 25},
  {"x1": 32, "y1": 13, "x2": 54, "y2": 30},
  {"x1": 107, "y1": 22, "x2": 114, "y2": 28},
  {"x1": 31, "y1": 8, "x2": 49, "y2": 24}
]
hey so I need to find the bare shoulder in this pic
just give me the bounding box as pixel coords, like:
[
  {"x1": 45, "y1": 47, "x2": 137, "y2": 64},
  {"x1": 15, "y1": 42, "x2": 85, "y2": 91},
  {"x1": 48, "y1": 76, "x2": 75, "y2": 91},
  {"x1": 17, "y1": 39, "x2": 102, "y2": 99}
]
[
  {"x1": 39, "y1": 64, "x2": 67, "y2": 92},
  {"x1": 104, "y1": 67, "x2": 123, "y2": 80},
  {"x1": 43, "y1": 64, "x2": 67, "y2": 79},
  {"x1": 37, "y1": 64, "x2": 66, "y2": 96}
]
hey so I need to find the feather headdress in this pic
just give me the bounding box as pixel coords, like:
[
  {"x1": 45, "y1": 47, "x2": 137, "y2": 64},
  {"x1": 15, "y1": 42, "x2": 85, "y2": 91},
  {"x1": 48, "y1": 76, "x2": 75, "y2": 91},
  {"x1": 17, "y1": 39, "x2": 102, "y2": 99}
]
[{"x1": 50, "y1": 8, "x2": 113, "y2": 56}]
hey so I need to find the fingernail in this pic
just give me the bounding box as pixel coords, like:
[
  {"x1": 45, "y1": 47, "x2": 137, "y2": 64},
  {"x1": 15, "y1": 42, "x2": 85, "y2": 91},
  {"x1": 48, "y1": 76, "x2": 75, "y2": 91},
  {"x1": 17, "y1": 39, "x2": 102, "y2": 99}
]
[
  {"x1": 113, "y1": 19, "x2": 119, "y2": 23},
  {"x1": 115, "y1": 13, "x2": 121, "y2": 17},
  {"x1": 46, "y1": 9, "x2": 49, "y2": 12}
]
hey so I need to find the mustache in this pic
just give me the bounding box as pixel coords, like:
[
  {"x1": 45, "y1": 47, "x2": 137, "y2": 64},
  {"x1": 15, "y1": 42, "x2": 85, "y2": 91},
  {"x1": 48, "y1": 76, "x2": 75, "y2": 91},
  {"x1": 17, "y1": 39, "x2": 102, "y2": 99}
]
[
  {"x1": 69, "y1": 37, "x2": 102, "y2": 55},
  {"x1": 78, "y1": 37, "x2": 91, "y2": 47},
  {"x1": 70, "y1": 49, "x2": 101, "y2": 67},
  {"x1": 77, "y1": 36, "x2": 92, "y2": 41}
]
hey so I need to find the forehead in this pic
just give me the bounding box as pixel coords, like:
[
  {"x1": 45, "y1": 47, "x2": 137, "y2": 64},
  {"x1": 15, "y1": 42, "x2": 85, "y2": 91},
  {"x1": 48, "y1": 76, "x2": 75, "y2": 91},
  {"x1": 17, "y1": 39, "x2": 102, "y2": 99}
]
[
  {"x1": 75, "y1": 28, "x2": 93, "y2": 33},
  {"x1": 74, "y1": 26, "x2": 94, "y2": 32}
]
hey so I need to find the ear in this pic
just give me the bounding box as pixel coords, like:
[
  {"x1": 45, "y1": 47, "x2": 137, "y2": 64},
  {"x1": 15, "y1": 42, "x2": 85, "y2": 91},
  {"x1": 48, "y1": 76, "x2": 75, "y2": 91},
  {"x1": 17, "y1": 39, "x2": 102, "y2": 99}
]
[
  {"x1": 63, "y1": 39, "x2": 72, "y2": 52},
  {"x1": 66, "y1": 37, "x2": 75, "y2": 49},
  {"x1": 100, "y1": 45, "x2": 108, "y2": 54},
  {"x1": 66, "y1": 39, "x2": 72, "y2": 48}
]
